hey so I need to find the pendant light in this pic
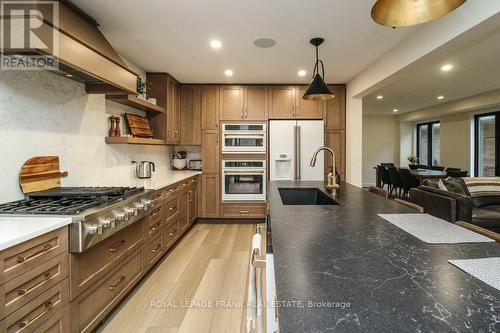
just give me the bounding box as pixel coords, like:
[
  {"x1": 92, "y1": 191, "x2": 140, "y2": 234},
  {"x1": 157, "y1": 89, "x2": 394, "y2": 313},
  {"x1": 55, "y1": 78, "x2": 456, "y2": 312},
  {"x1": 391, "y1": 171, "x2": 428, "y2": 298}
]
[
  {"x1": 371, "y1": 0, "x2": 466, "y2": 28},
  {"x1": 302, "y1": 37, "x2": 334, "y2": 101}
]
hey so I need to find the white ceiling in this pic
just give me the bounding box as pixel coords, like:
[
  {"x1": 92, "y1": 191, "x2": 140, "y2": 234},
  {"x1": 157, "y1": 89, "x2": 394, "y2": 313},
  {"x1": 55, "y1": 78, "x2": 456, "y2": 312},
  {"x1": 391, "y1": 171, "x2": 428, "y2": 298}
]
[
  {"x1": 71, "y1": 0, "x2": 417, "y2": 84},
  {"x1": 363, "y1": 13, "x2": 500, "y2": 116}
]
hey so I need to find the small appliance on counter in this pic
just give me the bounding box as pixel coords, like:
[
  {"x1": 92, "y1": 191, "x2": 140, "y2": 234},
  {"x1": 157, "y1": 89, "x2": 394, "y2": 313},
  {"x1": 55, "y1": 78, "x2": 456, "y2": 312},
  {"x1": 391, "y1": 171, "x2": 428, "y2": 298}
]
[
  {"x1": 188, "y1": 159, "x2": 202, "y2": 171},
  {"x1": 132, "y1": 160, "x2": 155, "y2": 179},
  {"x1": 171, "y1": 151, "x2": 187, "y2": 170}
]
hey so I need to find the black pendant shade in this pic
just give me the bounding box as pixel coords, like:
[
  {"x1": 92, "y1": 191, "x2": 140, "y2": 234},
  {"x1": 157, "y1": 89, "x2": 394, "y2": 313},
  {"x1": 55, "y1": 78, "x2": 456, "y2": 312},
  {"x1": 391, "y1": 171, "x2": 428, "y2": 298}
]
[{"x1": 303, "y1": 37, "x2": 334, "y2": 101}]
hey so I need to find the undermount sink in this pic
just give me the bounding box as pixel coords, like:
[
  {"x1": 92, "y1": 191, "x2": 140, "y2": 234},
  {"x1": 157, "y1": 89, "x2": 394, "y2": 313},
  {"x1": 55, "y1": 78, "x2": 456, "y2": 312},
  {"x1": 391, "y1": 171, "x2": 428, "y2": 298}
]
[{"x1": 278, "y1": 188, "x2": 339, "y2": 205}]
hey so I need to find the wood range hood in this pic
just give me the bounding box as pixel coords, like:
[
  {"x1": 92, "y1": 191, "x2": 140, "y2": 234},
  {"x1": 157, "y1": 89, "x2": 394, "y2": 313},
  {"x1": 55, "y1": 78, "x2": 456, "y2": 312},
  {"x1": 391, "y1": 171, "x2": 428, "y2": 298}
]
[{"x1": 0, "y1": 0, "x2": 137, "y2": 94}]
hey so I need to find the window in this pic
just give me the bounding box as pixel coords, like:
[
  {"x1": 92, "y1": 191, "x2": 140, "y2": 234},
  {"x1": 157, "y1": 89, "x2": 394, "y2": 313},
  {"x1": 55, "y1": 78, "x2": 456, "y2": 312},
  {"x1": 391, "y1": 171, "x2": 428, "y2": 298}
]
[
  {"x1": 474, "y1": 112, "x2": 499, "y2": 176},
  {"x1": 416, "y1": 122, "x2": 440, "y2": 166}
]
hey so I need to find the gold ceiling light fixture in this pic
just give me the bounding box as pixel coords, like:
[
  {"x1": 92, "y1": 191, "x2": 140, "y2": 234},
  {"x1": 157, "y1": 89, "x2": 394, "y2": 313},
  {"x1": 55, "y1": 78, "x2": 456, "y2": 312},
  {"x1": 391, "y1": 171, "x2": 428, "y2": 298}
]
[
  {"x1": 303, "y1": 37, "x2": 334, "y2": 101},
  {"x1": 371, "y1": 0, "x2": 467, "y2": 28}
]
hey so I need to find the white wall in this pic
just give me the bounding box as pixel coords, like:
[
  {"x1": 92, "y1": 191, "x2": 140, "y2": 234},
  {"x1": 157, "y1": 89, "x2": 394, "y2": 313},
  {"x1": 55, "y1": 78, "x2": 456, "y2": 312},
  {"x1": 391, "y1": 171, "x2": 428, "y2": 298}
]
[
  {"x1": 0, "y1": 70, "x2": 175, "y2": 203},
  {"x1": 362, "y1": 115, "x2": 397, "y2": 187}
]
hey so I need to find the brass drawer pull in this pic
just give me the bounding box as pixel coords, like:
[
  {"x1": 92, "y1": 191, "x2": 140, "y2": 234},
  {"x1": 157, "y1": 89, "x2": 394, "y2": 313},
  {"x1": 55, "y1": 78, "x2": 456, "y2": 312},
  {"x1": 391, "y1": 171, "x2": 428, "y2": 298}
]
[
  {"x1": 169, "y1": 207, "x2": 175, "y2": 212},
  {"x1": 18, "y1": 272, "x2": 53, "y2": 295},
  {"x1": 18, "y1": 301, "x2": 54, "y2": 328},
  {"x1": 169, "y1": 229, "x2": 177, "y2": 236},
  {"x1": 17, "y1": 243, "x2": 52, "y2": 263},
  {"x1": 109, "y1": 240, "x2": 126, "y2": 252},
  {"x1": 151, "y1": 207, "x2": 162, "y2": 216},
  {"x1": 108, "y1": 275, "x2": 126, "y2": 291},
  {"x1": 150, "y1": 222, "x2": 162, "y2": 232},
  {"x1": 151, "y1": 244, "x2": 161, "y2": 253},
  {"x1": 239, "y1": 210, "x2": 249, "y2": 214}
]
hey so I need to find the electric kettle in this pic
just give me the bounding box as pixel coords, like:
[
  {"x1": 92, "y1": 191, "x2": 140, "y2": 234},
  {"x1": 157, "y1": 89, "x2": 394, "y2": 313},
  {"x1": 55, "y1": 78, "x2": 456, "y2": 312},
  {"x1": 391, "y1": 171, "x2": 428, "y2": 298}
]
[{"x1": 132, "y1": 161, "x2": 155, "y2": 179}]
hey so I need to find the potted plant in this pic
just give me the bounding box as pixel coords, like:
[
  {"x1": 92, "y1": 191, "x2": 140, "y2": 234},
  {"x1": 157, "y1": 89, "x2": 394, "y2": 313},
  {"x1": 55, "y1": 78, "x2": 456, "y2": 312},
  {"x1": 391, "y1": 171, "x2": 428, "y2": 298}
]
[
  {"x1": 407, "y1": 154, "x2": 419, "y2": 170},
  {"x1": 136, "y1": 77, "x2": 150, "y2": 100}
]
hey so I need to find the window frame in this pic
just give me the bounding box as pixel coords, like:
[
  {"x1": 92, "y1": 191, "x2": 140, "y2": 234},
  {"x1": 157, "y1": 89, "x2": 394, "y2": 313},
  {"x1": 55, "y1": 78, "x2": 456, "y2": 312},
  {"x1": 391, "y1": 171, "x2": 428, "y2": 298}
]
[
  {"x1": 474, "y1": 111, "x2": 500, "y2": 177},
  {"x1": 416, "y1": 121, "x2": 440, "y2": 166}
]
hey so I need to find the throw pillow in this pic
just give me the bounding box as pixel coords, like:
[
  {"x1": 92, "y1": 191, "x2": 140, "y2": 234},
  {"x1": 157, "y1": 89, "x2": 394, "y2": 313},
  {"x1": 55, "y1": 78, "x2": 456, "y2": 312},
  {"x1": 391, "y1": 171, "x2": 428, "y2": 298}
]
[
  {"x1": 441, "y1": 177, "x2": 469, "y2": 195},
  {"x1": 437, "y1": 179, "x2": 448, "y2": 191}
]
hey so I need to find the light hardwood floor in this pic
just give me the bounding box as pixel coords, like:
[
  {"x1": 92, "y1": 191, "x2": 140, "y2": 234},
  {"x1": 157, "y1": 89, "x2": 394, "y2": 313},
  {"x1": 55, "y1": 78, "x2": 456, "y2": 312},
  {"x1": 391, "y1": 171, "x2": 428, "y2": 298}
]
[{"x1": 96, "y1": 222, "x2": 262, "y2": 333}]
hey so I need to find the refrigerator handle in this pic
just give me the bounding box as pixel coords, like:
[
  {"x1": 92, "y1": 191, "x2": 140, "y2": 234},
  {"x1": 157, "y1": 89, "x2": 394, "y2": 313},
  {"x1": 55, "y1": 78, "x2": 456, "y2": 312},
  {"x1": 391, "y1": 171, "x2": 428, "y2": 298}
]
[
  {"x1": 293, "y1": 126, "x2": 296, "y2": 180},
  {"x1": 297, "y1": 125, "x2": 301, "y2": 180}
]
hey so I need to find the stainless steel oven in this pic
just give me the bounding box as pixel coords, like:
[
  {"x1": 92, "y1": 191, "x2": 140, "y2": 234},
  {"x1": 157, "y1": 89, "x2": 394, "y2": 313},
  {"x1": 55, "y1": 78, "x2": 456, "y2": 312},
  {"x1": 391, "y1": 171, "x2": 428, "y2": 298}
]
[
  {"x1": 222, "y1": 160, "x2": 266, "y2": 201},
  {"x1": 221, "y1": 124, "x2": 266, "y2": 154}
]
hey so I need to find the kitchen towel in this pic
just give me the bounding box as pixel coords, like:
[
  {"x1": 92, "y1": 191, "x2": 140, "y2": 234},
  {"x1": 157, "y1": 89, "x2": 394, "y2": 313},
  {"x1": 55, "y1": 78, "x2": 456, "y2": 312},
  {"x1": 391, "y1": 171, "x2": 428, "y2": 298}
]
[
  {"x1": 378, "y1": 213, "x2": 495, "y2": 244},
  {"x1": 449, "y1": 257, "x2": 500, "y2": 291},
  {"x1": 247, "y1": 232, "x2": 263, "y2": 333}
]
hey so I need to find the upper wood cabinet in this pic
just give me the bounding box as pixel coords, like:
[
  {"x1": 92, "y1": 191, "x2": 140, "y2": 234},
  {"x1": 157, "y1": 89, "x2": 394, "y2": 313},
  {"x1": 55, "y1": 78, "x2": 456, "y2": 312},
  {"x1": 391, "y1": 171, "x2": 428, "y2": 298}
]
[
  {"x1": 269, "y1": 85, "x2": 322, "y2": 119},
  {"x1": 146, "y1": 73, "x2": 180, "y2": 145},
  {"x1": 325, "y1": 85, "x2": 346, "y2": 130},
  {"x1": 269, "y1": 86, "x2": 295, "y2": 119},
  {"x1": 201, "y1": 85, "x2": 220, "y2": 130},
  {"x1": 220, "y1": 85, "x2": 244, "y2": 120},
  {"x1": 244, "y1": 86, "x2": 268, "y2": 120},
  {"x1": 180, "y1": 85, "x2": 202, "y2": 145},
  {"x1": 296, "y1": 85, "x2": 323, "y2": 119}
]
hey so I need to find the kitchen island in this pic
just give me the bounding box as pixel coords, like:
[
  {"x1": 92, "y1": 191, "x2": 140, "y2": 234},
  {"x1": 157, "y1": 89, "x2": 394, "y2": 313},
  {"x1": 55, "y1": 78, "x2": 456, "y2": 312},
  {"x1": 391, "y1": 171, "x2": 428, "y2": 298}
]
[{"x1": 268, "y1": 181, "x2": 500, "y2": 332}]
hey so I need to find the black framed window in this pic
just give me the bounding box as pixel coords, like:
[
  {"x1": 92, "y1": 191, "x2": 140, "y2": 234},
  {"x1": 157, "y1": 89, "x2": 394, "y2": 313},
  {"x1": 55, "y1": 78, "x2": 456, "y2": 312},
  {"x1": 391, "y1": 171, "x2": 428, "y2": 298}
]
[
  {"x1": 474, "y1": 112, "x2": 500, "y2": 176},
  {"x1": 416, "y1": 121, "x2": 440, "y2": 166}
]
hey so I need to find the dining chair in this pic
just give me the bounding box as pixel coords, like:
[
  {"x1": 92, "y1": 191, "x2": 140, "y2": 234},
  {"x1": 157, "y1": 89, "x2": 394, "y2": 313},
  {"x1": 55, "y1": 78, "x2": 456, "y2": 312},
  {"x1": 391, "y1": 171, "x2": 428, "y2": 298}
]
[
  {"x1": 398, "y1": 168, "x2": 418, "y2": 199},
  {"x1": 376, "y1": 165, "x2": 392, "y2": 189},
  {"x1": 380, "y1": 163, "x2": 395, "y2": 167},
  {"x1": 368, "y1": 186, "x2": 388, "y2": 198},
  {"x1": 446, "y1": 170, "x2": 468, "y2": 177},
  {"x1": 387, "y1": 166, "x2": 403, "y2": 198}
]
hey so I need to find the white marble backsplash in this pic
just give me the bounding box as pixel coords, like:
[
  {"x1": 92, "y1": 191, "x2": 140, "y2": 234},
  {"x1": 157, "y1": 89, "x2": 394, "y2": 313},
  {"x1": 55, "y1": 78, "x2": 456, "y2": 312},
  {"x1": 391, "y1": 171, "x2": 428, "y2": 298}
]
[{"x1": 0, "y1": 70, "x2": 177, "y2": 203}]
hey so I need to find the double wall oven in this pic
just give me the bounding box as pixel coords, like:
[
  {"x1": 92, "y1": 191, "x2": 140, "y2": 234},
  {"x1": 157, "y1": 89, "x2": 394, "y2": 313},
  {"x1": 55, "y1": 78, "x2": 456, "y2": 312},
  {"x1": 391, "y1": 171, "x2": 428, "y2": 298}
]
[
  {"x1": 221, "y1": 123, "x2": 267, "y2": 154},
  {"x1": 222, "y1": 160, "x2": 266, "y2": 201}
]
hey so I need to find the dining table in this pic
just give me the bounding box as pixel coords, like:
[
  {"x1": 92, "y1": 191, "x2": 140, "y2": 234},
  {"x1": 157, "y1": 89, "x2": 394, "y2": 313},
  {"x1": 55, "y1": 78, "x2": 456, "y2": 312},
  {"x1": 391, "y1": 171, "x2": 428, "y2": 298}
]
[{"x1": 374, "y1": 166, "x2": 447, "y2": 187}]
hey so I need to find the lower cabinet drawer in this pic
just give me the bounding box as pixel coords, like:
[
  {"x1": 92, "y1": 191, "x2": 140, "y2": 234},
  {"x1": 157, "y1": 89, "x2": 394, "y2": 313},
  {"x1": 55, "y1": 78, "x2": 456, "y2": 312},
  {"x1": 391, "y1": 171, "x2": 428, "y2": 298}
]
[
  {"x1": 0, "y1": 227, "x2": 68, "y2": 285},
  {"x1": 221, "y1": 203, "x2": 267, "y2": 218},
  {"x1": 70, "y1": 248, "x2": 144, "y2": 333},
  {"x1": 0, "y1": 278, "x2": 69, "y2": 333},
  {"x1": 163, "y1": 220, "x2": 180, "y2": 251},
  {"x1": 69, "y1": 222, "x2": 143, "y2": 300},
  {"x1": 0, "y1": 253, "x2": 68, "y2": 319},
  {"x1": 144, "y1": 215, "x2": 164, "y2": 239},
  {"x1": 145, "y1": 233, "x2": 163, "y2": 269},
  {"x1": 31, "y1": 305, "x2": 69, "y2": 333},
  {"x1": 165, "y1": 196, "x2": 179, "y2": 223}
]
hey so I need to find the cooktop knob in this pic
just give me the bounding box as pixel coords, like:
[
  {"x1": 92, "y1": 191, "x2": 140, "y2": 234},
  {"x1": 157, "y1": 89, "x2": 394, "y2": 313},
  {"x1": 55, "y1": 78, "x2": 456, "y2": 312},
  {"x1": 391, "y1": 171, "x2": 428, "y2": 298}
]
[
  {"x1": 88, "y1": 224, "x2": 103, "y2": 235},
  {"x1": 113, "y1": 210, "x2": 128, "y2": 222},
  {"x1": 124, "y1": 207, "x2": 138, "y2": 216},
  {"x1": 99, "y1": 217, "x2": 116, "y2": 228},
  {"x1": 134, "y1": 202, "x2": 146, "y2": 211}
]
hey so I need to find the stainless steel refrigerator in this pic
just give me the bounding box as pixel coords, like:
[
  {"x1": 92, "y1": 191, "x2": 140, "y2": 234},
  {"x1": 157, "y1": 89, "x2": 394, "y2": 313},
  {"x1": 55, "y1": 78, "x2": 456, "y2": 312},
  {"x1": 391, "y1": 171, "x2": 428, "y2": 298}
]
[{"x1": 269, "y1": 120, "x2": 324, "y2": 181}]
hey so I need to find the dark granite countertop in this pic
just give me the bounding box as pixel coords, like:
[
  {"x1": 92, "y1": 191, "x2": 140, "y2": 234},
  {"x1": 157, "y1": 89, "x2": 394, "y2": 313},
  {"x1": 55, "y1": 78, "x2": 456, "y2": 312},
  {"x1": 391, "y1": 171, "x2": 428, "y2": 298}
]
[{"x1": 268, "y1": 181, "x2": 500, "y2": 333}]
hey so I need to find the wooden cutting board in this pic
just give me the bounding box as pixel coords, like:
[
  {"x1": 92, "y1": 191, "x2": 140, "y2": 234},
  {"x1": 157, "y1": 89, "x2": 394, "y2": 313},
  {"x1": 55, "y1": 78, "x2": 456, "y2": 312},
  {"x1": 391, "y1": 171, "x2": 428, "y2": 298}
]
[
  {"x1": 124, "y1": 113, "x2": 153, "y2": 138},
  {"x1": 19, "y1": 156, "x2": 68, "y2": 194}
]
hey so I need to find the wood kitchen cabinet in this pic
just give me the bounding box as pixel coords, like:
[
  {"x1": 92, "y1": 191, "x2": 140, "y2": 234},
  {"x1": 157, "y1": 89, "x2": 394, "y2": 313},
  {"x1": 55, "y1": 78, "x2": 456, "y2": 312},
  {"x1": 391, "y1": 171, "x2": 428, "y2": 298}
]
[
  {"x1": 201, "y1": 130, "x2": 219, "y2": 174},
  {"x1": 146, "y1": 73, "x2": 180, "y2": 145},
  {"x1": 201, "y1": 85, "x2": 220, "y2": 130},
  {"x1": 180, "y1": 85, "x2": 202, "y2": 145},
  {"x1": 325, "y1": 129, "x2": 346, "y2": 181},
  {"x1": 201, "y1": 174, "x2": 220, "y2": 218},
  {"x1": 219, "y1": 85, "x2": 244, "y2": 120},
  {"x1": 179, "y1": 188, "x2": 189, "y2": 232},
  {"x1": 324, "y1": 85, "x2": 346, "y2": 130},
  {"x1": 244, "y1": 86, "x2": 268, "y2": 120},
  {"x1": 269, "y1": 85, "x2": 322, "y2": 119}
]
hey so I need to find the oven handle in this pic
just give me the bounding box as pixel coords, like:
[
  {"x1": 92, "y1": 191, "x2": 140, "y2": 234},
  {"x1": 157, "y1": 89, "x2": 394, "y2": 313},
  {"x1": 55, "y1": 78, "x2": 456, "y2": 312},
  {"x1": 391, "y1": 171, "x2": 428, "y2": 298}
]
[
  {"x1": 222, "y1": 133, "x2": 266, "y2": 137},
  {"x1": 222, "y1": 169, "x2": 265, "y2": 174}
]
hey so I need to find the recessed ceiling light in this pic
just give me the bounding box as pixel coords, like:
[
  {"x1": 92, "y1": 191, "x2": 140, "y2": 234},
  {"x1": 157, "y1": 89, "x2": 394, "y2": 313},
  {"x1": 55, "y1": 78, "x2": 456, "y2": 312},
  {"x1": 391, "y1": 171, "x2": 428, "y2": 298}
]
[
  {"x1": 298, "y1": 70, "x2": 307, "y2": 77},
  {"x1": 441, "y1": 64, "x2": 453, "y2": 72},
  {"x1": 253, "y1": 38, "x2": 277, "y2": 48},
  {"x1": 224, "y1": 69, "x2": 233, "y2": 76},
  {"x1": 437, "y1": 95, "x2": 445, "y2": 100},
  {"x1": 376, "y1": 95, "x2": 383, "y2": 100},
  {"x1": 12, "y1": 54, "x2": 23, "y2": 58},
  {"x1": 393, "y1": 108, "x2": 399, "y2": 112},
  {"x1": 210, "y1": 40, "x2": 222, "y2": 49},
  {"x1": 65, "y1": 74, "x2": 73, "y2": 78}
]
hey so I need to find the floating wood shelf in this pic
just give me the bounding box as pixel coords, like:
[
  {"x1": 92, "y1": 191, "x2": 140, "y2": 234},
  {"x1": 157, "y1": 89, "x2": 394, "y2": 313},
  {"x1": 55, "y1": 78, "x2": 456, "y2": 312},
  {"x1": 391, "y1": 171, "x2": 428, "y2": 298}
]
[
  {"x1": 106, "y1": 95, "x2": 165, "y2": 113},
  {"x1": 105, "y1": 137, "x2": 166, "y2": 145}
]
